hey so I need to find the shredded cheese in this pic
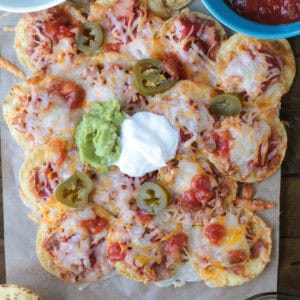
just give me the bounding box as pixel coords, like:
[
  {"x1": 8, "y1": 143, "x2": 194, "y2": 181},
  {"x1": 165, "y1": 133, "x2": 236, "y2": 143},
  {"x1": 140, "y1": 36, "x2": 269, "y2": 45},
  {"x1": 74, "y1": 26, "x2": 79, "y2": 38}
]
[{"x1": 0, "y1": 57, "x2": 25, "y2": 78}]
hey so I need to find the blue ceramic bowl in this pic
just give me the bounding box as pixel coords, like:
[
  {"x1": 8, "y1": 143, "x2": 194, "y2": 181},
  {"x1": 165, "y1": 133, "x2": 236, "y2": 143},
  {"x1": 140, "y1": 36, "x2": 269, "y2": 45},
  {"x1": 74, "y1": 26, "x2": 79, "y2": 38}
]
[{"x1": 202, "y1": 0, "x2": 300, "y2": 39}]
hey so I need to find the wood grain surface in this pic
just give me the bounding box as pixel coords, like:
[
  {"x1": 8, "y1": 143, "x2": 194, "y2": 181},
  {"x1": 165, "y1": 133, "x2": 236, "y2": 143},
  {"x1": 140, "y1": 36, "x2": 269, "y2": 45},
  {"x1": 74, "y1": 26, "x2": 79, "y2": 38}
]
[{"x1": 0, "y1": 38, "x2": 299, "y2": 297}]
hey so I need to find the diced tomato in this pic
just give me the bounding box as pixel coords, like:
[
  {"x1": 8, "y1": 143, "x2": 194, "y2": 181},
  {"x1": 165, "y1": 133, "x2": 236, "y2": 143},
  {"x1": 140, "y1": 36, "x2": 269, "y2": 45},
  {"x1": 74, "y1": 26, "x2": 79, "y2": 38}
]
[
  {"x1": 191, "y1": 174, "x2": 213, "y2": 204},
  {"x1": 175, "y1": 15, "x2": 218, "y2": 56},
  {"x1": 250, "y1": 239, "x2": 268, "y2": 259},
  {"x1": 228, "y1": 249, "x2": 247, "y2": 264},
  {"x1": 108, "y1": 243, "x2": 126, "y2": 262},
  {"x1": 105, "y1": 43, "x2": 121, "y2": 52},
  {"x1": 57, "y1": 81, "x2": 85, "y2": 109},
  {"x1": 179, "y1": 174, "x2": 213, "y2": 212},
  {"x1": 177, "y1": 16, "x2": 203, "y2": 41},
  {"x1": 178, "y1": 190, "x2": 203, "y2": 212},
  {"x1": 204, "y1": 131, "x2": 231, "y2": 158},
  {"x1": 136, "y1": 209, "x2": 153, "y2": 225},
  {"x1": 44, "y1": 14, "x2": 74, "y2": 43},
  {"x1": 216, "y1": 131, "x2": 231, "y2": 154},
  {"x1": 162, "y1": 52, "x2": 186, "y2": 80},
  {"x1": 165, "y1": 233, "x2": 187, "y2": 258},
  {"x1": 80, "y1": 217, "x2": 108, "y2": 234},
  {"x1": 205, "y1": 223, "x2": 226, "y2": 244}
]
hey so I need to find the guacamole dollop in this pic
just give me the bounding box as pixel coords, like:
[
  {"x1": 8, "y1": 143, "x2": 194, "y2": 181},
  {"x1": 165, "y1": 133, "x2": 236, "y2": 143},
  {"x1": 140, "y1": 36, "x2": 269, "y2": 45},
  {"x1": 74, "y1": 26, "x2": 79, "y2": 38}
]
[{"x1": 75, "y1": 101, "x2": 125, "y2": 173}]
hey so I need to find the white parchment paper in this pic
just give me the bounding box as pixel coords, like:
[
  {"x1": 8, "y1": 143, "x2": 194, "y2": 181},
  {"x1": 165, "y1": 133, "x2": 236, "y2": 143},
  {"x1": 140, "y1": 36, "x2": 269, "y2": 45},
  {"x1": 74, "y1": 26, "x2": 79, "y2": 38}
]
[{"x1": 0, "y1": 2, "x2": 279, "y2": 299}]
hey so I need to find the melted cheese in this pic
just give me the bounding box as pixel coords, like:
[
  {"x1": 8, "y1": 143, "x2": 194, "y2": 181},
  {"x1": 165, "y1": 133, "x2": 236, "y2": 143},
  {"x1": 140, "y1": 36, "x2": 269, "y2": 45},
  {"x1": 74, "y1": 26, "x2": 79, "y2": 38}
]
[
  {"x1": 92, "y1": 169, "x2": 136, "y2": 214},
  {"x1": 219, "y1": 49, "x2": 281, "y2": 99},
  {"x1": 155, "y1": 262, "x2": 200, "y2": 287},
  {"x1": 47, "y1": 206, "x2": 113, "y2": 281},
  {"x1": 110, "y1": 214, "x2": 186, "y2": 280},
  {"x1": 148, "y1": 82, "x2": 215, "y2": 146},
  {"x1": 191, "y1": 213, "x2": 250, "y2": 268},
  {"x1": 48, "y1": 58, "x2": 137, "y2": 108},
  {"x1": 23, "y1": 84, "x2": 83, "y2": 146},
  {"x1": 172, "y1": 158, "x2": 200, "y2": 195},
  {"x1": 163, "y1": 16, "x2": 217, "y2": 85},
  {"x1": 223, "y1": 116, "x2": 271, "y2": 178}
]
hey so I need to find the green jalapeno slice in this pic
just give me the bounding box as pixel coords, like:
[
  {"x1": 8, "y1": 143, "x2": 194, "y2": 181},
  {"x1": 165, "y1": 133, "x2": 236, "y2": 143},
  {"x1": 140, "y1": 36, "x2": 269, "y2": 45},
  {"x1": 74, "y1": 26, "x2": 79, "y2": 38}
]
[
  {"x1": 133, "y1": 59, "x2": 177, "y2": 96},
  {"x1": 76, "y1": 23, "x2": 103, "y2": 54},
  {"x1": 55, "y1": 172, "x2": 93, "y2": 208},
  {"x1": 137, "y1": 182, "x2": 169, "y2": 214}
]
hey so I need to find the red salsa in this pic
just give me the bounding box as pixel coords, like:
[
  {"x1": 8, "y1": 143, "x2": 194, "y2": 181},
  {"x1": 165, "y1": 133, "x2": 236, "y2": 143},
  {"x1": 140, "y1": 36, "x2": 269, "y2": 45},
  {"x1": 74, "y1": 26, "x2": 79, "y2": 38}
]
[{"x1": 225, "y1": 0, "x2": 300, "y2": 25}]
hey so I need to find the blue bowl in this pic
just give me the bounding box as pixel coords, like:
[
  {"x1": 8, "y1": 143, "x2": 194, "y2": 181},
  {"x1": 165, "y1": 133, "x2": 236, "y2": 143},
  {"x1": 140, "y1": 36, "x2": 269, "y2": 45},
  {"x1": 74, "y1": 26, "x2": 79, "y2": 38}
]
[{"x1": 202, "y1": 0, "x2": 300, "y2": 39}]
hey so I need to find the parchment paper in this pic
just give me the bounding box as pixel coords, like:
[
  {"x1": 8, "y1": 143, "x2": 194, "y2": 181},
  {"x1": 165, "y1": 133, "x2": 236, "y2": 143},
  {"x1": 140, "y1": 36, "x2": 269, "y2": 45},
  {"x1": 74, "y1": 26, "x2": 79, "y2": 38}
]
[{"x1": 0, "y1": 2, "x2": 280, "y2": 299}]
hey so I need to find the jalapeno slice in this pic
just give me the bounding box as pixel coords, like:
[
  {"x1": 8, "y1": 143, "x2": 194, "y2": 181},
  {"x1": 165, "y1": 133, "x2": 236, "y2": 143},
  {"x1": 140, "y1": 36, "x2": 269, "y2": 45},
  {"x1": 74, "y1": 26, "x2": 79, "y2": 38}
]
[
  {"x1": 210, "y1": 93, "x2": 242, "y2": 116},
  {"x1": 55, "y1": 173, "x2": 93, "y2": 208},
  {"x1": 137, "y1": 182, "x2": 168, "y2": 214},
  {"x1": 133, "y1": 59, "x2": 177, "y2": 96},
  {"x1": 76, "y1": 23, "x2": 103, "y2": 54}
]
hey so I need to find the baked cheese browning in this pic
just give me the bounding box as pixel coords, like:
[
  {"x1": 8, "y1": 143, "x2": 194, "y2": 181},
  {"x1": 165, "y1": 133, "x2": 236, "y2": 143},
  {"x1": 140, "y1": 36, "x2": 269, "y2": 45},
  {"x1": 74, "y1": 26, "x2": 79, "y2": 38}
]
[
  {"x1": 19, "y1": 140, "x2": 88, "y2": 214},
  {"x1": 89, "y1": 0, "x2": 164, "y2": 59},
  {"x1": 158, "y1": 154, "x2": 237, "y2": 225},
  {"x1": 37, "y1": 205, "x2": 114, "y2": 283},
  {"x1": 202, "y1": 113, "x2": 287, "y2": 182},
  {"x1": 216, "y1": 34, "x2": 296, "y2": 116},
  {"x1": 47, "y1": 54, "x2": 146, "y2": 113},
  {"x1": 15, "y1": 4, "x2": 84, "y2": 72},
  {"x1": 147, "y1": 81, "x2": 217, "y2": 155},
  {"x1": 160, "y1": 10, "x2": 226, "y2": 85},
  {"x1": 189, "y1": 210, "x2": 272, "y2": 287},
  {"x1": 92, "y1": 169, "x2": 157, "y2": 216},
  {"x1": 107, "y1": 211, "x2": 189, "y2": 283},
  {"x1": 3, "y1": 76, "x2": 85, "y2": 150}
]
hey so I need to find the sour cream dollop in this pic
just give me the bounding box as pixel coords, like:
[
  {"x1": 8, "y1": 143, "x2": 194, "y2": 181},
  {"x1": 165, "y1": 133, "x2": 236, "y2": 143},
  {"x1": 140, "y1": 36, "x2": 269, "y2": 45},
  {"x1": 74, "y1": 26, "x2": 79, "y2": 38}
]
[{"x1": 115, "y1": 112, "x2": 179, "y2": 177}]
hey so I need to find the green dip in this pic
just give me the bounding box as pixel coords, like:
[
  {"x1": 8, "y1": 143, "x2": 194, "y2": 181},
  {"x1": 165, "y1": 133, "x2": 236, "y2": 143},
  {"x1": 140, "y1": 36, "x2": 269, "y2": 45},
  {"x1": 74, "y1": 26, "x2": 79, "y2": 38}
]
[{"x1": 75, "y1": 101, "x2": 125, "y2": 172}]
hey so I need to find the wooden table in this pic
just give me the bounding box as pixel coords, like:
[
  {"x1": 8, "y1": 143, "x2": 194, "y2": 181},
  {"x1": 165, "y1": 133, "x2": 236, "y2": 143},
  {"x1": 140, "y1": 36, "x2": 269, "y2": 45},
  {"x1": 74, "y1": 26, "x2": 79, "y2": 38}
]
[{"x1": 0, "y1": 38, "x2": 300, "y2": 296}]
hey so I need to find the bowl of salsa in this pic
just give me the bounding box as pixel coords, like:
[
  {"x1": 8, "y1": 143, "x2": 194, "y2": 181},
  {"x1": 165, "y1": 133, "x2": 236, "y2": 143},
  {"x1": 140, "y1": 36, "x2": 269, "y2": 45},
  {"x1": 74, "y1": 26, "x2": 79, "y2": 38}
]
[{"x1": 202, "y1": 0, "x2": 300, "y2": 39}]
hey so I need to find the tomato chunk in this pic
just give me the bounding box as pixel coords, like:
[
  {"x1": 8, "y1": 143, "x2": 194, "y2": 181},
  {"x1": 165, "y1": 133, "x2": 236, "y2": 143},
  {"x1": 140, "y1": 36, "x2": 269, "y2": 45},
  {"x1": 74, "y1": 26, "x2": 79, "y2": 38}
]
[
  {"x1": 44, "y1": 14, "x2": 74, "y2": 43},
  {"x1": 80, "y1": 217, "x2": 108, "y2": 234},
  {"x1": 162, "y1": 52, "x2": 186, "y2": 81},
  {"x1": 105, "y1": 43, "x2": 121, "y2": 52},
  {"x1": 228, "y1": 249, "x2": 247, "y2": 264},
  {"x1": 176, "y1": 16, "x2": 203, "y2": 41},
  {"x1": 136, "y1": 209, "x2": 153, "y2": 225},
  {"x1": 179, "y1": 190, "x2": 202, "y2": 212},
  {"x1": 56, "y1": 81, "x2": 85, "y2": 109},
  {"x1": 216, "y1": 131, "x2": 230, "y2": 154},
  {"x1": 205, "y1": 223, "x2": 226, "y2": 244},
  {"x1": 178, "y1": 174, "x2": 213, "y2": 212},
  {"x1": 108, "y1": 243, "x2": 126, "y2": 262},
  {"x1": 204, "y1": 130, "x2": 231, "y2": 158},
  {"x1": 191, "y1": 174, "x2": 213, "y2": 204},
  {"x1": 165, "y1": 233, "x2": 187, "y2": 258}
]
